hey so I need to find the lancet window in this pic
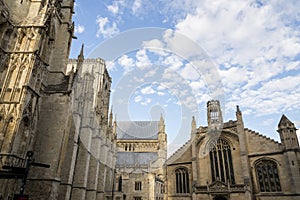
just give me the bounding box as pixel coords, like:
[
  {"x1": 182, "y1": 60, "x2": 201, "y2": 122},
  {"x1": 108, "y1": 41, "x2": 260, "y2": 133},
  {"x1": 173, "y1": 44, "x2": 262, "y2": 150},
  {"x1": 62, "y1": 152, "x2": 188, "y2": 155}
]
[{"x1": 175, "y1": 167, "x2": 189, "y2": 193}]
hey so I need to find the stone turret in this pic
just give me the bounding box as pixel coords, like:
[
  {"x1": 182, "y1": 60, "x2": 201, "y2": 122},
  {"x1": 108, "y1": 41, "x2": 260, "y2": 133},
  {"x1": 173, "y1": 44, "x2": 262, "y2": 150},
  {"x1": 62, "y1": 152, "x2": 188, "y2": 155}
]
[
  {"x1": 158, "y1": 114, "x2": 167, "y2": 161},
  {"x1": 277, "y1": 115, "x2": 300, "y2": 193},
  {"x1": 207, "y1": 100, "x2": 223, "y2": 132},
  {"x1": 277, "y1": 115, "x2": 299, "y2": 149}
]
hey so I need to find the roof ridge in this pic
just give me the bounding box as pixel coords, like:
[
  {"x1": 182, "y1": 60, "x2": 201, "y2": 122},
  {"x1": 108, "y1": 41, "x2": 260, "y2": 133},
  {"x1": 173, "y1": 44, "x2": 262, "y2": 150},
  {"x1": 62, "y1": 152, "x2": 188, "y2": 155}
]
[
  {"x1": 167, "y1": 139, "x2": 191, "y2": 163},
  {"x1": 117, "y1": 121, "x2": 159, "y2": 140},
  {"x1": 244, "y1": 128, "x2": 280, "y2": 145}
]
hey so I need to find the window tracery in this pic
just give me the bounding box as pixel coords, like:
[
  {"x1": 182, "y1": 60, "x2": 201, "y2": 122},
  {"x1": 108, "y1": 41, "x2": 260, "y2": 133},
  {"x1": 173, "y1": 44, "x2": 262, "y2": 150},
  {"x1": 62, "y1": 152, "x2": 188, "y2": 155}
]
[
  {"x1": 175, "y1": 167, "x2": 189, "y2": 193},
  {"x1": 209, "y1": 138, "x2": 235, "y2": 184},
  {"x1": 255, "y1": 159, "x2": 281, "y2": 192}
]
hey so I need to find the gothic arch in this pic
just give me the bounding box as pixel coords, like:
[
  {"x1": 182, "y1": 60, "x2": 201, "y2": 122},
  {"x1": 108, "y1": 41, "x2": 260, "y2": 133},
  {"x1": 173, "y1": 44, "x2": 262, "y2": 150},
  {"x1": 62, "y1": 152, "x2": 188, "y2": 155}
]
[
  {"x1": 1, "y1": 28, "x2": 13, "y2": 48},
  {"x1": 221, "y1": 130, "x2": 239, "y2": 141},
  {"x1": 253, "y1": 158, "x2": 282, "y2": 193},
  {"x1": 11, "y1": 114, "x2": 31, "y2": 156},
  {"x1": 174, "y1": 166, "x2": 190, "y2": 194},
  {"x1": 207, "y1": 137, "x2": 235, "y2": 184},
  {"x1": 253, "y1": 157, "x2": 280, "y2": 166},
  {"x1": 198, "y1": 135, "x2": 235, "y2": 156}
]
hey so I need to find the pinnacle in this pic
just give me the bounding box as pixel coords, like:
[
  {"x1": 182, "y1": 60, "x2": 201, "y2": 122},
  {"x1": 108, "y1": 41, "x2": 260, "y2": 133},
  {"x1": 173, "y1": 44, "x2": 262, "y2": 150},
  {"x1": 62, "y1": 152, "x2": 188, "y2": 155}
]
[{"x1": 278, "y1": 114, "x2": 293, "y2": 127}]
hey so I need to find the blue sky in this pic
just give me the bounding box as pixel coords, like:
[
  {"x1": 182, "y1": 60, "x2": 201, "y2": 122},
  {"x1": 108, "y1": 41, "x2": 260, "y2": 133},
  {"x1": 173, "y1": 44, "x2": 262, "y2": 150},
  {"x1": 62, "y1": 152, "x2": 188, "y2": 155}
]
[{"x1": 70, "y1": 0, "x2": 300, "y2": 154}]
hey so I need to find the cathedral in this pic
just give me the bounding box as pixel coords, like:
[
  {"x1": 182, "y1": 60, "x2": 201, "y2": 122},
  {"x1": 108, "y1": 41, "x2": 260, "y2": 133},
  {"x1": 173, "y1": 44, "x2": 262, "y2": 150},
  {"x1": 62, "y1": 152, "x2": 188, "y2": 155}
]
[
  {"x1": 0, "y1": 0, "x2": 115, "y2": 199},
  {"x1": 0, "y1": 0, "x2": 300, "y2": 200},
  {"x1": 113, "y1": 117, "x2": 167, "y2": 200}
]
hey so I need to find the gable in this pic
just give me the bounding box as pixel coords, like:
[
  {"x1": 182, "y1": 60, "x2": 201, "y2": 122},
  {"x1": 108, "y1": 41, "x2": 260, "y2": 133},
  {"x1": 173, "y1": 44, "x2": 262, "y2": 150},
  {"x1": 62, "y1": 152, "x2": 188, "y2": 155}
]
[
  {"x1": 245, "y1": 128, "x2": 282, "y2": 154},
  {"x1": 166, "y1": 139, "x2": 192, "y2": 165}
]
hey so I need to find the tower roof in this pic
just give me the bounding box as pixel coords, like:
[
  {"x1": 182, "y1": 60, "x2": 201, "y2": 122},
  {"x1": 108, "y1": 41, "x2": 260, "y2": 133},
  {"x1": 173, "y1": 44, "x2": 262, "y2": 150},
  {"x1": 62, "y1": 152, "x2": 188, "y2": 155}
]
[
  {"x1": 278, "y1": 115, "x2": 296, "y2": 130},
  {"x1": 278, "y1": 115, "x2": 291, "y2": 126},
  {"x1": 116, "y1": 121, "x2": 159, "y2": 140}
]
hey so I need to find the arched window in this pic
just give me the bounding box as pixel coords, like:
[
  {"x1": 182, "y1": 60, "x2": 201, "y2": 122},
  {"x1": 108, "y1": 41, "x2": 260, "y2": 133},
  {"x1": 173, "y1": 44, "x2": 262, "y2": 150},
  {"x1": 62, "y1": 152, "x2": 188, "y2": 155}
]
[
  {"x1": 175, "y1": 168, "x2": 189, "y2": 193},
  {"x1": 255, "y1": 160, "x2": 281, "y2": 192},
  {"x1": 209, "y1": 138, "x2": 235, "y2": 184}
]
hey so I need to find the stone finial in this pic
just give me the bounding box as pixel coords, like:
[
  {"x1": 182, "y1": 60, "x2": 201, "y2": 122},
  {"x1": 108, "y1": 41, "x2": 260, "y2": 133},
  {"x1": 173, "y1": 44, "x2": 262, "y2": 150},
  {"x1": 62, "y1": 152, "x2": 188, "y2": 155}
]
[
  {"x1": 159, "y1": 113, "x2": 165, "y2": 132},
  {"x1": 113, "y1": 115, "x2": 117, "y2": 137},
  {"x1": 79, "y1": 43, "x2": 84, "y2": 58},
  {"x1": 76, "y1": 44, "x2": 85, "y2": 74},
  {"x1": 236, "y1": 105, "x2": 241, "y2": 113},
  {"x1": 236, "y1": 105, "x2": 243, "y2": 123},
  {"x1": 191, "y1": 116, "x2": 197, "y2": 136},
  {"x1": 159, "y1": 113, "x2": 164, "y2": 125}
]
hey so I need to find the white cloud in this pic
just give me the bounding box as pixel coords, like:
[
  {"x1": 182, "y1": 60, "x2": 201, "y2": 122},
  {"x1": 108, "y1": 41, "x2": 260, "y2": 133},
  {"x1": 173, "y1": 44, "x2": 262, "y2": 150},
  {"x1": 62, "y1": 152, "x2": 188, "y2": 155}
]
[
  {"x1": 179, "y1": 63, "x2": 201, "y2": 81},
  {"x1": 134, "y1": 95, "x2": 143, "y2": 103},
  {"x1": 106, "y1": 61, "x2": 117, "y2": 72},
  {"x1": 136, "y1": 49, "x2": 151, "y2": 69},
  {"x1": 286, "y1": 61, "x2": 300, "y2": 71},
  {"x1": 75, "y1": 25, "x2": 85, "y2": 34},
  {"x1": 174, "y1": 0, "x2": 300, "y2": 116},
  {"x1": 141, "y1": 98, "x2": 152, "y2": 106},
  {"x1": 175, "y1": 0, "x2": 300, "y2": 69},
  {"x1": 132, "y1": 0, "x2": 142, "y2": 15},
  {"x1": 190, "y1": 80, "x2": 206, "y2": 92},
  {"x1": 163, "y1": 55, "x2": 183, "y2": 71},
  {"x1": 96, "y1": 16, "x2": 119, "y2": 38},
  {"x1": 157, "y1": 92, "x2": 165, "y2": 96},
  {"x1": 219, "y1": 66, "x2": 248, "y2": 89},
  {"x1": 107, "y1": 2, "x2": 119, "y2": 15},
  {"x1": 225, "y1": 74, "x2": 300, "y2": 116},
  {"x1": 143, "y1": 39, "x2": 165, "y2": 49},
  {"x1": 141, "y1": 86, "x2": 155, "y2": 95},
  {"x1": 157, "y1": 85, "x2": 166, "y2": 91},
  {"x1": 118, "y1": 55, "x2": 135, "y2": 73},
  {"x1": 144, "y1": 69, "x2": 157, "y2": 78}
]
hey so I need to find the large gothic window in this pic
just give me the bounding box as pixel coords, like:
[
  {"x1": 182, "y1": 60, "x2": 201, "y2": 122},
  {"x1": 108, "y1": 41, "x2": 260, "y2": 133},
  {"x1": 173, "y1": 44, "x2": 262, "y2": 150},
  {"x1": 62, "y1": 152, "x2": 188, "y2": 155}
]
[
  {"x1": 209, "y1": 138, "x2": 235, "y2": 184},
  {"x1": 255, "y1": 160, "x2": 281, "y2": 192},
  {"x1": 175, "y1": 168, "x2": 190, "y2": 193}
]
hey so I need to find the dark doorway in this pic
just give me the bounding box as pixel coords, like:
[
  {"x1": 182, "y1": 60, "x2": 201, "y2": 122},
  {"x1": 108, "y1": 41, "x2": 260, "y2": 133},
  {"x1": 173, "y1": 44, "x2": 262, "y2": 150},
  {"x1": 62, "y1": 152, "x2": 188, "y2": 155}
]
[{"x1": 214, "y1": 196, "x2": 227, "y2": 200}]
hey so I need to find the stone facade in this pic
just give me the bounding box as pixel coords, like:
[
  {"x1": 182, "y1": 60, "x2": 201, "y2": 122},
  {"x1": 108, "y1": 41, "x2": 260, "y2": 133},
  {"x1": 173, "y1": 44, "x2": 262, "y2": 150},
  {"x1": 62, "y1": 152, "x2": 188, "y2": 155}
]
[
  {"x1": 64, "y1": 56, "x2": 117, "y2": 200},
  {"x1": 114, "y1": 117, "x2": 167, "y2": 200},
  {"x1": 166, "y1": 100, "x2": 300, "y2": 200},
  {"x1": 0, "y1": 1, "x2": 116, "y2": 199},
  {"x1": 0, "y1": 0, "x2": 76, "y2": 199}
]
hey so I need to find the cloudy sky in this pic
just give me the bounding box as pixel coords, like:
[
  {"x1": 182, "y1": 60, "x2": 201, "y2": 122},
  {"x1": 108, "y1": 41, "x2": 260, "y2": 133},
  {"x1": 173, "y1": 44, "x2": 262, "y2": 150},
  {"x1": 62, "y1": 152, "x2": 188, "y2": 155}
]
[{"x1": 70, "y1": 0, "x2": 300, "y2": 154}]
